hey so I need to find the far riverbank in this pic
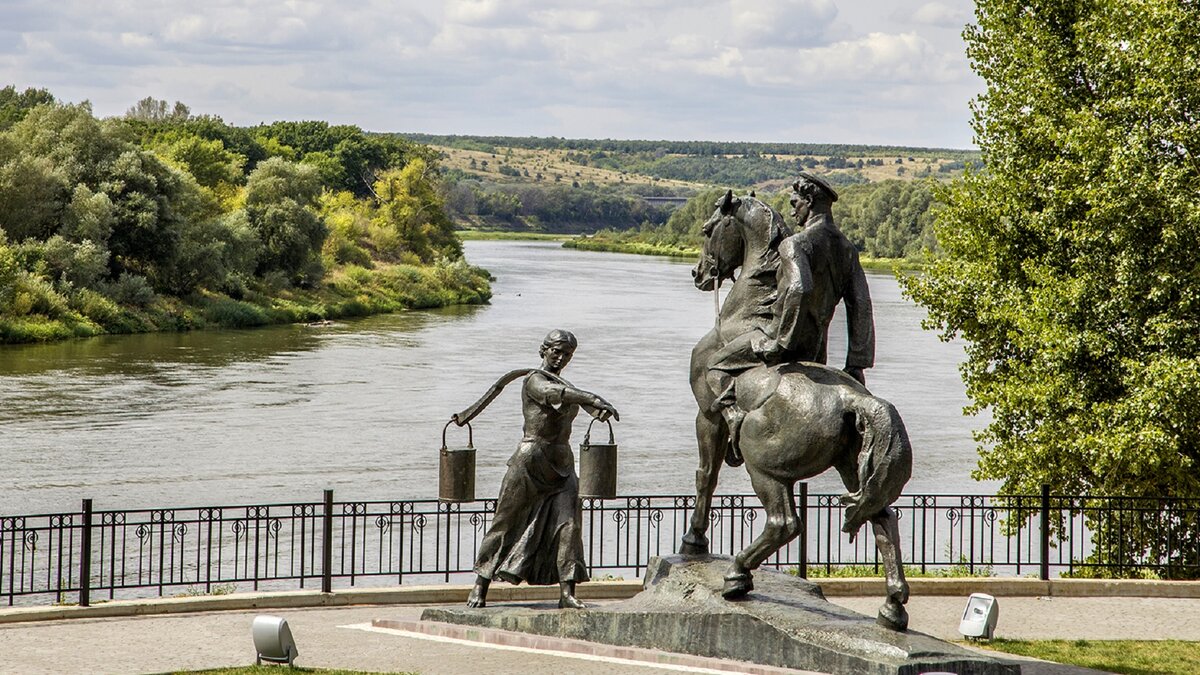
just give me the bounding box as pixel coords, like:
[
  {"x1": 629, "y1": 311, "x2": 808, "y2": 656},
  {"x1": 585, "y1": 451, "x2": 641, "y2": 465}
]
[{"x1": 563, "y1": 235, "x2": 921, "y2": 273}]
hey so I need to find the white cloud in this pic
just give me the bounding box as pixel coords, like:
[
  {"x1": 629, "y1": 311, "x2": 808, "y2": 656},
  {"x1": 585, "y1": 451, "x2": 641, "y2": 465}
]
[
  {"x1": 909, "y1": 2, "x2": 970, "y2": 28},
  {"x1": 445, "y1": 0, "x2": 511, "y2": 26},
  {"x1": 730, "y1": 0, "x2": 839, "y2": 48},
  {"x1": 0, "y1": 0, "x2": 982, "y2": 147},
  {"x1": 531, "y1": 9, "x2": 607, "y2": 32}
]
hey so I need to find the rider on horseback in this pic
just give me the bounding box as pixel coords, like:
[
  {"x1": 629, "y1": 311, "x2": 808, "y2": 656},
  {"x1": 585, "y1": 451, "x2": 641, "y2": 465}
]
[{"x1": 707, "y1": 172, "x2": 875, "y2": 466}]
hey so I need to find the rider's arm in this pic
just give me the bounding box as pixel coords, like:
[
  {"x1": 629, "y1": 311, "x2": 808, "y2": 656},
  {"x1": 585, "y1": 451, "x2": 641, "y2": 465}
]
[
  {"x1": 843, "y1": 246, "x2": 875, "y2": 373},
  {"x1": 770, "y1": 237, "x2": 815, "y2": 355}
]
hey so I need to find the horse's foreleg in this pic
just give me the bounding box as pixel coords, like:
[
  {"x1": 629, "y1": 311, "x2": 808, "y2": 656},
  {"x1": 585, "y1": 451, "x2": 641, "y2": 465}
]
[
  {"x1": 680, "y1": 410, "x2": 726, "y2": 555},
  {"x1": 870, "y1": 506, "x2": 909, "y2": 631},
  {"x1": 723, "y1": 471, "x2": 800, "y2": 599}
]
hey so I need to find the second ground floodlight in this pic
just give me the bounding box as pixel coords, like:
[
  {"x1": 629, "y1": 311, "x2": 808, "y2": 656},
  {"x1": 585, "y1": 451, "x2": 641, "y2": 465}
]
[
  {"x1": 958, "y1": 593, "x2": 999, "y2": 640},
  {"x1": 252, "y1": 614, "x2": 299, "y2": 666}
]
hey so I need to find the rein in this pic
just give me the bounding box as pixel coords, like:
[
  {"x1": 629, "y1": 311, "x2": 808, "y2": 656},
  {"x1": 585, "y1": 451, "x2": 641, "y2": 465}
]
[{"x1": 713, "y1": 275, "x2": 722, "y2": 329}]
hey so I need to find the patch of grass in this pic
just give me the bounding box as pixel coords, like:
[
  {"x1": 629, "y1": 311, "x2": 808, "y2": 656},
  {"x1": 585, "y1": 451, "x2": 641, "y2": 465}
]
[
  {"x1": 858, "y1": 256, "x2": 924, "y2": 273},
  {"x1": 977, "y1": 639, "x2": 1200, "y2": 675},
  {"x1": 172, "y1": 662, "x2": 408, "y2": 667},
  {"x1": 203, "y1": 297, "x2": 271, "y2": 328},
  {"x1": 455, "y1": 230, "x2": 575, "y2": 241},
  {"x1": 1059, "y1": 566, "x2": 1163, "y2": 580},
  {"x1": 175, "y1": 583, "x2": 238, "y2": 597},
  {"x1": 563, "y1": 238, "x2": 699, "y2": 258},
  {"x1": 798, "y1": 561, "x2": 994, "y2": 578}
]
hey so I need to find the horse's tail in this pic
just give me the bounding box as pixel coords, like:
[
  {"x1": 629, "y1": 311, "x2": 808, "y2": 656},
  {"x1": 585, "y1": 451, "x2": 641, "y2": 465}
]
[{"x1": 841, "y1": 395, "x2": 913, "y2": 541}]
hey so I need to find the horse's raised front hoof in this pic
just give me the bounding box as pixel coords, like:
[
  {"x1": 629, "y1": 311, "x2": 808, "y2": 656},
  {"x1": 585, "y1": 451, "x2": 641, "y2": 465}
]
[
  {"x1": 721, "y1": 572, "x2": 754, "y2": 600},
  {"x1": 877, "y1": 600, "x2": 909, "y2": 632},
  {"x1": 678, "y1": 534, "x2": 709, "y2": 556}
]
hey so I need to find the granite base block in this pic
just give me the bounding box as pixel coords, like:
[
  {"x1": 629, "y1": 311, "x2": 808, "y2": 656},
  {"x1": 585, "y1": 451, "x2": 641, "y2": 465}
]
[{"x1": 421, "y1": 554, "x2": 1019, "y2": 675}]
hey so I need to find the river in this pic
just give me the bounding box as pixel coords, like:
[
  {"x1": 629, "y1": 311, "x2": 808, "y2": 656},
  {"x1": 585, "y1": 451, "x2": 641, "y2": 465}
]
[{"x1": 0, "y1": 241, "x2": 995, "y2": 515}]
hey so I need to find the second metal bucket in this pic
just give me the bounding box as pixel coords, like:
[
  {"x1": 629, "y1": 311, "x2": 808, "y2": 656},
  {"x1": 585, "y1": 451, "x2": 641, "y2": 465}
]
[
  {"x1": 579, "y1": 419, "x2": 618, "y2": 499},
  {"x1": 439, "y1": 420, "x2": 476, "y2": 502}
]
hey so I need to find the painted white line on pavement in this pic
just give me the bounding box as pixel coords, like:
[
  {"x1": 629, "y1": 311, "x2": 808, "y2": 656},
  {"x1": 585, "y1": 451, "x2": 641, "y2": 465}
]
[{"x1": 337, "y1": 622, "x2": 750, "y2": 674}]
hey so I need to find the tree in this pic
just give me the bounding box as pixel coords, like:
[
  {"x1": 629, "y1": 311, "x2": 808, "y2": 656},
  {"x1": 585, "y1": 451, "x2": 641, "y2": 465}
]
[
  {"x1": 371, "y1": 158, "x2": 461, "y2": 263},
  {"x1": 902, "y1": 1, "x2": 1200, "y2": 571},
  {"x1": 0, "y1": 86, "x2": 55, "y2": 131},
  {"x1": 838, "y1": 180, "x2": 938, "y2": 259},
  {"x1": 244, "y1": 158, "x2": 326, "y2": 285},
  {"x1": 125, "y1": 97, "x2": 191, "y2": 122}
]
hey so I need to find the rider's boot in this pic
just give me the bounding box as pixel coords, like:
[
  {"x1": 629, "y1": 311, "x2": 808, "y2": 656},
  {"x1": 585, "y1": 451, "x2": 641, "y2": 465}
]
[{"x1": 709, "y1": 380, "x2": 745, "y2": 467}]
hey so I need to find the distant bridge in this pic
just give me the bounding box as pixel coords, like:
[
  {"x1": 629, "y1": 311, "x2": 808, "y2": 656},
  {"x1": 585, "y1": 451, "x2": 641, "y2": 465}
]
[{"x1": 641, "y1": 196, "x2": 690, "y2": 206}]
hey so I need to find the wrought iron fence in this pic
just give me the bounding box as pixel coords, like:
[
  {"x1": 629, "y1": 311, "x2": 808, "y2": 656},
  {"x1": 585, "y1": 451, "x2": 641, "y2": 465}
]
[{"x1": 4, "y1": 486, "x2": 1199, "y2": 607}]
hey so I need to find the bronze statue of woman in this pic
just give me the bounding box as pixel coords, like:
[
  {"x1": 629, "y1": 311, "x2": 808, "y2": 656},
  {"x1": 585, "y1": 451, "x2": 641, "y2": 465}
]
[{"x1": 465, "y1": 329, "x2": 619, "y2": 609}]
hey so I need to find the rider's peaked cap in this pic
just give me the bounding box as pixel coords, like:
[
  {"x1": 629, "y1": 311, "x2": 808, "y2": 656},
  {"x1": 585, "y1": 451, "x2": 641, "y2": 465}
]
[{"x1": 794, "y1": 171, "x2": 839, "y2": 203}]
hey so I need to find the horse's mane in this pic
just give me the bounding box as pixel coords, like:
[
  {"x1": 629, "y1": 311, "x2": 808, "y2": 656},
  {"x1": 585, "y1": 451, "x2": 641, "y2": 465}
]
[{"x1": 742, "y1": 194, "x2": 793, "y2": 253}]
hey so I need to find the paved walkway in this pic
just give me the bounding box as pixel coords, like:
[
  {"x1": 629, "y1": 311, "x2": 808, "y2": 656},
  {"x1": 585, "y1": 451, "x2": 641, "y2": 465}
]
[{"x1": 2, "y1": 595, "x2": 1197, "y2": 674}]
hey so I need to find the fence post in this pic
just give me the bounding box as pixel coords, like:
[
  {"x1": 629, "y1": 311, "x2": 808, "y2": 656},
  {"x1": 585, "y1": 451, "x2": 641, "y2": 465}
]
[
  {"x1": 79, "y1": 499, "x2": 93, "y2": 607},
  {"x1": 322, "y1": 489, "x2": 334, "y2": 594},
  {"x1": 798, "y1": 482, "x2": 808, "y2": 579},
  {"x1": 1039, "y1": 484, "x2": 1050, "y2": 581}
]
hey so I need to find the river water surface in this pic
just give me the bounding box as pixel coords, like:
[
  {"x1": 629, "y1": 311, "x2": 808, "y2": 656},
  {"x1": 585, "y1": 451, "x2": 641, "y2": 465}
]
[{"x1": 0, "y1": 241, "x2": 995, "y2": 515}]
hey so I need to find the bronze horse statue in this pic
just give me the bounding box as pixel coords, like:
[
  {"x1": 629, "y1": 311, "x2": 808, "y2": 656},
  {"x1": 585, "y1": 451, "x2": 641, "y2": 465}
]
[{"x1": 681, "y1": 191, "x2": 913, "y2": 630}]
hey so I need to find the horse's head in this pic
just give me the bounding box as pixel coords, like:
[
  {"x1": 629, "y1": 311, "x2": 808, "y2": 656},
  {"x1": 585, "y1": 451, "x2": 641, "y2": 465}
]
[{"x1": 692, "y1": 190, "x2": 746, "y2": 291}]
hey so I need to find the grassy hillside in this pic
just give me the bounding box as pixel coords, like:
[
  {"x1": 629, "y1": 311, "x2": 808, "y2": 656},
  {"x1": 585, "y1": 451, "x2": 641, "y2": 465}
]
[{"x1": 405, "y1": 133, "x2": 979, "y2": 193}]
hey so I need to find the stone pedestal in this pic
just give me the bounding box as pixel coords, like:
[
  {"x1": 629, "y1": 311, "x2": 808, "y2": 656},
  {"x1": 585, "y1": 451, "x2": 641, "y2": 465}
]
[{"x1": 421, "y1": 554, "x2": 1019, "y2": 675}]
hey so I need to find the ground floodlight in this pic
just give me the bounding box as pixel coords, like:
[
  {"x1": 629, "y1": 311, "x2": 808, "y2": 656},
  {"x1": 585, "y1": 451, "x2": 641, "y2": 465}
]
[
  {"x1": 958, "y1": 593, "x2": 999, "y2": 640},
  {"x1": 253, "y1": 615, "x2": 299, "y2": 666}
]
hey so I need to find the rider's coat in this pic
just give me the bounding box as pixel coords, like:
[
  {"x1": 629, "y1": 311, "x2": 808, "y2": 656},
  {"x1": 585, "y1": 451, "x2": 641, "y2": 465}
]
[{"x1": 771, "y1": 212, "x2": 874, "y2": 369}]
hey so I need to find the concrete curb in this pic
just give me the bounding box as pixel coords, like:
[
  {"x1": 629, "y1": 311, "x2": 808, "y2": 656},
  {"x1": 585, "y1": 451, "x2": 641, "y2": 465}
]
[
  {"x1": 3, "y1": 577, "x2": 1199, "y2": 625},
  {"x1": 0, "y1": 581, "x2": 642, "y2": 625},
  {"x1": 816, "y1": 577, "x2": 1200, "y2": 598}
]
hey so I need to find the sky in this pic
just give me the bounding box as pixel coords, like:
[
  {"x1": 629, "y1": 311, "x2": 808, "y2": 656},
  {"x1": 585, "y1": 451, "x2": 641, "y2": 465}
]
[{"x1": 0, "y1": 0, "x2": 983, "y2": 149}]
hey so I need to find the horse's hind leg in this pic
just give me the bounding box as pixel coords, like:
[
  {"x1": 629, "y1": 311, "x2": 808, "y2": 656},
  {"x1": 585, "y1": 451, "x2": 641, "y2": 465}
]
[
  {"x1": 681, "y1": 410, "x2": 727, "y2": 555},
  {"x1": 722, "y1": 470, "x2": 800, "y2": 599},
  {"x1": 870, "y1": 506, "x2": 910, "y2": 631}
]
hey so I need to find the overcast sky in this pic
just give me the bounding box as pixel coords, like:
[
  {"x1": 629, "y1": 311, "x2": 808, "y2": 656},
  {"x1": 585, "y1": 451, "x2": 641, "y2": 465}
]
[{"x1": 0, "y1": 0, "x2": 982, "y2": 149}]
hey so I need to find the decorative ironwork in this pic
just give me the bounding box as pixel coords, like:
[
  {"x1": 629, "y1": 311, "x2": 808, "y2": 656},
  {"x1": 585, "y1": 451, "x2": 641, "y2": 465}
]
[
  {"x1": 5, "y1": 490, "x2": 1200, "y2": 607},
  {"x1": 100, "y1": 512, "x2": 125, "y2": 526}
]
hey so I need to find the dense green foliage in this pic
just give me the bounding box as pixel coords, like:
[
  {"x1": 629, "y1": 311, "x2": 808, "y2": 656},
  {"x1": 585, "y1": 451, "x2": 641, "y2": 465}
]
[
  {"x1": 564, "y1": 187, "x2": 726, "y2": 254},
  {"x1": 901, "y1": 1, "x2": 1200, "y2": 571},
  {"x1": 568, "y1": 181, "x2": 939, "y2": 262},
  {"x1": 446, "y1": 180, "x2": 676, "y2": 233},
  {"x1": 0, "y1": 91, "x2": 488, "y2": 343},
  {"x1": 836, "y1": 180, "x2": 940, "y2": 259}
]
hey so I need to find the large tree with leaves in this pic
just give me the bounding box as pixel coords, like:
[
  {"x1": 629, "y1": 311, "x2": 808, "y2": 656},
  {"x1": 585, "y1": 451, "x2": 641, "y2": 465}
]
[{"x1": 905, "y1": 0, "x2": 1200, "y2": 534}]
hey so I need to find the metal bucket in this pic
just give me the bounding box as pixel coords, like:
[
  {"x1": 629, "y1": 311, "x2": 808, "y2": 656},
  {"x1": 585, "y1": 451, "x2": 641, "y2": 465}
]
[
  {"x1": 579, "y1": 419, "x2": 618, "y2": 499},
  {"x1": 439, "y1": 420, "x2": 476, "y2": 503}
]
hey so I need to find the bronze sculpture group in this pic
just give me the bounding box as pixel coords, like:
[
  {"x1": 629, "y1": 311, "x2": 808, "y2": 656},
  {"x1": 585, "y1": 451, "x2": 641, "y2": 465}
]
[{"x1": 448, "y1": 172, "x2": 914, "y2": 631}]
